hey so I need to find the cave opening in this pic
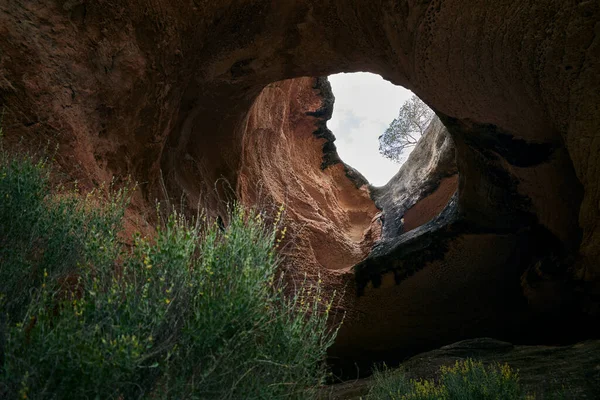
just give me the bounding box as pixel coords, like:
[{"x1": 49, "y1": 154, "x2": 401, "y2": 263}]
[
  {"x1": 237, "y1": 74, "x2": 458, "y2": 274},
  {"x1": 324, "y1": 72, "x2": 458, "y2": 238},
  {"x1": 327, "y1": 72, "x2": 415, "y2": 187}
]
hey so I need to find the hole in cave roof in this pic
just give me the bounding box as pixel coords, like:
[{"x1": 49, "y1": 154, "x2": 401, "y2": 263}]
[{"x1": 327, "y1": 72, "x2": 419, "y2": 187}]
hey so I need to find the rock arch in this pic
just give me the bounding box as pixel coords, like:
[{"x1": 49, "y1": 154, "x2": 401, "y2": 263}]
[{"x1": 1, "y1": 0, "x2": 598, "y2": 370}]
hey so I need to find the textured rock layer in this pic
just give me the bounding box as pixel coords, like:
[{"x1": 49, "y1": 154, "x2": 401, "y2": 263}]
[{"x1": 238, "y1": 77, "x2": 380, "y2": 272}]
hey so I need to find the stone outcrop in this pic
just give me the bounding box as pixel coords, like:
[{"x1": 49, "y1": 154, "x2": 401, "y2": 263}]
[
  {"x1": 371, "y1": 116, "x2": 457, "y2": 239},
  {"x1": 324, "y1": 338, "x2": 600, "y2": 399},
  {"x1": 1, "y1": 0, "x2": 598, "y2": 373}
]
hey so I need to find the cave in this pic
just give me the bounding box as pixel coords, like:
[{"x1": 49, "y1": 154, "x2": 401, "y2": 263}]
[{"x1": 1, "y1": 0, "x2": 598, "y2": 380}]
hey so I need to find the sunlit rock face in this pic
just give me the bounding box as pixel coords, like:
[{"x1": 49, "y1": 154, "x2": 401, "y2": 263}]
[
  {"x1": 238, "y1": 77, "x2": 380, "y2": 273},
  {"x1": 1, "y1": 0, "x2": 598, "y2": 369}
]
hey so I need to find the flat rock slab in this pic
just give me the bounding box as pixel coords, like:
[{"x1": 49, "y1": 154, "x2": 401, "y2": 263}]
[{"x1": 323, "y1": 338, "x2": 600, "y2": 399}]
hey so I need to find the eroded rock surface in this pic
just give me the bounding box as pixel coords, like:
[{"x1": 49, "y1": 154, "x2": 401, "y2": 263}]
[
  {"x1": 1, "y1": 0, "x2": 598, "y2": 372},
  {"x1": 238, "y1": 77, "x2": 380, "y2": 273},
  {"x1": 371, "y1": 116, "x2": 457, "y2": 239}
]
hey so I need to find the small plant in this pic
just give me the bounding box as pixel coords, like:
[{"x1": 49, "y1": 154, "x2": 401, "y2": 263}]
[{"x1": 367, "y1": 359, "x2": 528, "y2": 400}]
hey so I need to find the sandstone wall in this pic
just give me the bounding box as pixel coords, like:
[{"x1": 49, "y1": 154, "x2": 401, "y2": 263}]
[{"x1": 238, "y1": 77, "x2": 380, "y2": 273}]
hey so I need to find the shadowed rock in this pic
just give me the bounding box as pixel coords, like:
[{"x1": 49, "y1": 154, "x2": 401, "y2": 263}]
[{"x1": 323, "y1": 338, "x2": 600, "y2": 399}]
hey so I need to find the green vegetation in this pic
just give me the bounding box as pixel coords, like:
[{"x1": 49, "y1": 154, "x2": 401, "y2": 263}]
[
  {"x1": 0, "y1": 143, "x2": 338, "y2": 399},
  {"x1": 367, "y1": 359, "x2": 529, "y2": 400},
  {"x1": 378, "y1": 95, "x2": 434, "y2": 163},
  {"x1": 1, "y1": 133, "x2": 536, "y2": 400}
]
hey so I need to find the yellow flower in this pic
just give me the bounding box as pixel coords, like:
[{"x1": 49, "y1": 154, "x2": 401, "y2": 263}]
[{"x1": 165, "y1": 298, "x2": 171, "y2": 304}]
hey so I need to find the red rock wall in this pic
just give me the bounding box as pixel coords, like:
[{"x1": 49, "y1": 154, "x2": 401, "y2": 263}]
[
  {"x1": 402, "y1": 175, "x2": 458, "y2": 233},
  {"x1": 237, "y1": 77, "x2": 380, "y2": 272}
]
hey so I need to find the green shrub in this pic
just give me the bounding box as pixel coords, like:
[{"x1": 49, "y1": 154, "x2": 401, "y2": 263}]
[
  {"x1": 367, "y1": 359, "x2": 528, "y2": 400},
  {"x1": 0, "y1": 148, "x2": 338, "y2": 399},
  {"x1": 0, "y1": 145, "x2": 126, "y2": 322}
]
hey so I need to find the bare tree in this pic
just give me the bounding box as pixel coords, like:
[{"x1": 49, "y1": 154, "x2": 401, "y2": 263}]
[{"x1": 378, "y1": 95, "x2": 434, "y2": 163}]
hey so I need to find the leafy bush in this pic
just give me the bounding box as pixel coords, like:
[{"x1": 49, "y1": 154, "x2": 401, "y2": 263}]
[
  {"x1": 0, "y1": 146, "x2": 126, "y2": 322},
  {"x1": 367, "y1": 359, "x2": 528, "y2": 400},
  {"x1": 0, "y1": 146, "x2": 338, "y2": 399}
]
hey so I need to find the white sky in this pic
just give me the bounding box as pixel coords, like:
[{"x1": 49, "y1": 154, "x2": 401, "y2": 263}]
[{"x1": 327, "y1": 72, "x2": 413, "y2": 186}]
